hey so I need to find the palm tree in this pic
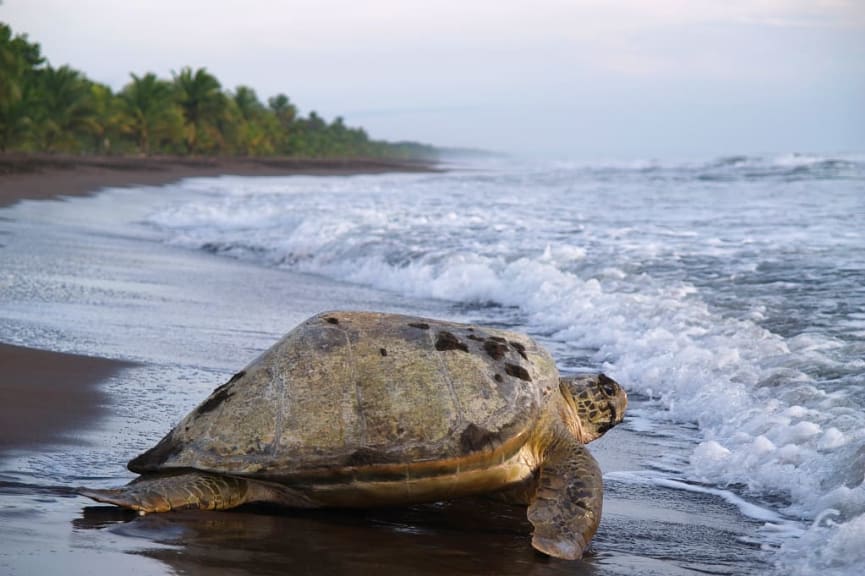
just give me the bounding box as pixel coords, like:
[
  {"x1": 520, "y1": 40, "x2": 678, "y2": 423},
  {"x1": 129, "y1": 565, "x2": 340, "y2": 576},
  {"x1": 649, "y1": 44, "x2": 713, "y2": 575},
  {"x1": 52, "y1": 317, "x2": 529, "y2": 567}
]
[
  {"x1": 0, "y1": 24, "x2": 23, "y2": 115},
  {"x1": 267, "y1": 93, "x2": 297, "y2": 124},
  {"x1": 232, "y1": 85, "x2": 264, "y2": 121},
  {"x1": 298, "y1": 111, "x2": 328, "y2": 156},
  {"x1": 172, "y1": 66, "x2": 224, "y2": 153},
  {"x1": 118, "y1": 73, "x2": 181, "y2": 154},
  {"x1": 227, "y1": 85, "x2": 276, "y2": 155},
  {"x1": 32, "y1": 65, "x2": 98, "y2": 151},
  {"x1": 0, "y1": 23, "x2": 43, "y2": 150},
  {"x1": 266, "y1": 93, "x2": 297, "y2": 154},
  {"x1": 88, "y1": 82, "x2": 120, "y2": 153}
]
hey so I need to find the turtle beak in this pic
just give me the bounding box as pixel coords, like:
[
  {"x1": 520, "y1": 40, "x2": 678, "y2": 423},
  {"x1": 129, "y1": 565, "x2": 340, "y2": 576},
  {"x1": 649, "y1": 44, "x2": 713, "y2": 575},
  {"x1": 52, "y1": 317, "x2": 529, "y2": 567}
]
[
  {"x1": 599, "y1": 374, "x2": 627, "y2": 429},
  {"x1": 612, "y1": 385, "x2": 628, "y2": 426}
]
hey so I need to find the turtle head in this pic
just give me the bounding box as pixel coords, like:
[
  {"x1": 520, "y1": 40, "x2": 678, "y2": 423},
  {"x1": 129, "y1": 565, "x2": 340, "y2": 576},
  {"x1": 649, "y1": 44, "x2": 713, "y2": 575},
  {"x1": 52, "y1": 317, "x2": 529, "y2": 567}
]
[{"x1": 559, "y1": 373, "x2": 627, "y2": 442}]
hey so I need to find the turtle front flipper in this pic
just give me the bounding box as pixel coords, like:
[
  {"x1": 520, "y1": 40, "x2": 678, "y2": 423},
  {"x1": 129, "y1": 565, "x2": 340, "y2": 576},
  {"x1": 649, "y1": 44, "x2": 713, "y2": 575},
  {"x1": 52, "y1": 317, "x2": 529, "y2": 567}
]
[
  {"x1": 527, "y1": 438, "x2": 604, "y2": 560},
  {"x1": 78, "y1": 472, "x2": 252, "y2": 513}
]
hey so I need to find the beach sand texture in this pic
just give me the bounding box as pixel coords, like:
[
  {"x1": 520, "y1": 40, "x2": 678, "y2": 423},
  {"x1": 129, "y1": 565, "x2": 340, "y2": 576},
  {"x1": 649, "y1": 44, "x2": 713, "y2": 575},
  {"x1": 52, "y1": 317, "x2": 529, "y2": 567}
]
[
  {"x1": 0, "y1": 153, "x2": 438, "y2": 208},
  {"x1": 0, "y1": 343, "x2": 131, "y2": 450},
  {"x1": 0, "y1": 157, "x2": 767, "y2": 575}
]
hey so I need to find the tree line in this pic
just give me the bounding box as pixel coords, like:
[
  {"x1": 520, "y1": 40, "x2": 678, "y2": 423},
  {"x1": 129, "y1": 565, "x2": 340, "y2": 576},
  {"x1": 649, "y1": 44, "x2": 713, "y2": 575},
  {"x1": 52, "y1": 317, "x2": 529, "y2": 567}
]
[{"x1": 0, "y1": 22, "x2": 436, "y2": 160}]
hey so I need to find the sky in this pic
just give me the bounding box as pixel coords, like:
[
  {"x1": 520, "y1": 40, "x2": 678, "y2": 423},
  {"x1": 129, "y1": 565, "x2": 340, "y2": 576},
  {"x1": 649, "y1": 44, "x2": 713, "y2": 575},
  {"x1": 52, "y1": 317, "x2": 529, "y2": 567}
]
[{"x1": 2, "y1": 0, "x2": 864, "y2": 159}]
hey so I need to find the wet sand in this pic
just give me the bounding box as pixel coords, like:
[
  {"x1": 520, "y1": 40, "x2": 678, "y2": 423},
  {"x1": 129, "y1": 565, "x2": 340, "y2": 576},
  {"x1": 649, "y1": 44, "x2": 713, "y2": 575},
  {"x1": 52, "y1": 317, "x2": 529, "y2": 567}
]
[
  {"x1": 0, "y1": 152, "x2": 438, "y2": 208},
  {"x1": 0, "y1": 343, "x2": 132, "y2": 452}
]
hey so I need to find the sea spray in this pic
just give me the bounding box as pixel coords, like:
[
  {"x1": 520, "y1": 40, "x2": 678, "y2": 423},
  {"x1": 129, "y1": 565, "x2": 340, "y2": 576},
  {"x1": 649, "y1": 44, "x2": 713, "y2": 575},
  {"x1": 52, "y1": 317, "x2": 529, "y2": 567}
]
[{"x1": 146, "y1": 155, "x2": 865, "y2": 575}]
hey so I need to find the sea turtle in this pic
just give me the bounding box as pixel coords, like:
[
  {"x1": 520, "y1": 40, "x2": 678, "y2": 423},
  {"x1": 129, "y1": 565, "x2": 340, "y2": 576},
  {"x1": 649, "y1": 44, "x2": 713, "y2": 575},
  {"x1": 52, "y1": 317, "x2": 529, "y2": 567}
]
[{"x1": 80, "y1": 311, "x2": 627, "y2": 559}]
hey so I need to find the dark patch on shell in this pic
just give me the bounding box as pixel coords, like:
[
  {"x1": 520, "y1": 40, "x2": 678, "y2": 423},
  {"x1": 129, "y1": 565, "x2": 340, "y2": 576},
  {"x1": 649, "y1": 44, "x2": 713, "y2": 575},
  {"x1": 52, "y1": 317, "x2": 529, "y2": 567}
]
[
  {"x1": 460, "y1": 423, "x2": 497, "y2": 452},
  {"x1": 128, "y1": 431, "x2": 182, "y2": 473},
  {"x1": 345, "y1": 447, "x2": 397, "y2": 467},
  {"x1": 467, "y1": 334, "x2": 484, "y2": 342},
  {"x1": 505, "y1": 363, "x2": 532, "y2": 382},
  {"x1": 379, "y1": 347, "x2": 388, "y2": 357},
  {"x1": 325, "y1": 317, "x2": 339, "y2": 325},
  {"x1": 194, "y1": 373, "x2": 242, "y2": 417},
  {"x1": 488, "y1": 336, "x2": 507, "y2": 343},
  {"x1": 483, "y1": 339, "x2": 509, "y2": 360},
  {"x1": 408, "y1": 322, "x2": 430, "y2": 330},
  {"x1": 509, "y1": 341, "x2": 528, "y2": 360},
  {"x1": 195, "y1": 387, "x2": 232, "y2": 416},
  {"x1": 494, "y1": 373, "x2": 503, "y2": 382},
  {"x1": 435, "y1": 331, "x2": 469, "y2": 353}
]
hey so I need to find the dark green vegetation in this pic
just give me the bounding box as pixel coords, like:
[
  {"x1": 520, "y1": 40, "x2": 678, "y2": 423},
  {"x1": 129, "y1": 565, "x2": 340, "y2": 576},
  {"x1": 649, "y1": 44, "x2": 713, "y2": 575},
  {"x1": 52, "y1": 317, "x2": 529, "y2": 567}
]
[{"x1": 0, "y1": 22, "x2": 436, "y2": 160}]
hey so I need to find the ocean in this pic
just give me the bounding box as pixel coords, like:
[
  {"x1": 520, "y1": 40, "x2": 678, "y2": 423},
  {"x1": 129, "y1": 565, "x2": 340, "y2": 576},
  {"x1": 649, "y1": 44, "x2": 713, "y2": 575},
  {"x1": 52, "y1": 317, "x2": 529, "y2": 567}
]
[{"x1": 1, "y1": 154, "x2": 863, "y2": 575}]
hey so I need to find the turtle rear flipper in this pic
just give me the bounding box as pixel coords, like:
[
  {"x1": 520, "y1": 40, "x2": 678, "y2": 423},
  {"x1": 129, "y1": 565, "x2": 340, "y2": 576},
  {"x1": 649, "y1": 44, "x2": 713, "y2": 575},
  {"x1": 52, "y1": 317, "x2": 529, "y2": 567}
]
[
  {"x1": 78, "y1": 472, "x2": 252, "y2": 513},
  {"x1": 527, "y1": 436, "x2": 603, "y2": 560},
  {"x1": 79, "y1": 472, "x2": 319, "y2": 513}
]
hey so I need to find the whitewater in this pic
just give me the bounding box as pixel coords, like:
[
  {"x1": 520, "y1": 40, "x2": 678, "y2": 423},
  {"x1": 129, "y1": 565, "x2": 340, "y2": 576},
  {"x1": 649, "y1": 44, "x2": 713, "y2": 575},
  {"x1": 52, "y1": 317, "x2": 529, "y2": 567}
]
[{"x1": 140, "y1": 154, "x2": 865, "y2": 574}]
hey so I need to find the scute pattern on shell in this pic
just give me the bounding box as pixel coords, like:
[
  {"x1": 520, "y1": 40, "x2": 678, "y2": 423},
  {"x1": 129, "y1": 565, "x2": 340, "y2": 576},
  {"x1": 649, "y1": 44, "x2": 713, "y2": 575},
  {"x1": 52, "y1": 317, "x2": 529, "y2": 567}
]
[{"x1": 129, "y1": 311, "x2": 560, "y2": 478}]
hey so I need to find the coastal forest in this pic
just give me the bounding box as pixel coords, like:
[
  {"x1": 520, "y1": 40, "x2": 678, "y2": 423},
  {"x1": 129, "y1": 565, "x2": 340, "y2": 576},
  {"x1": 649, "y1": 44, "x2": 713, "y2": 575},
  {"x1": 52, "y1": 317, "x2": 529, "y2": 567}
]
[{"x1": 0, "y1": 22, "x2": 435, "y2": 160}]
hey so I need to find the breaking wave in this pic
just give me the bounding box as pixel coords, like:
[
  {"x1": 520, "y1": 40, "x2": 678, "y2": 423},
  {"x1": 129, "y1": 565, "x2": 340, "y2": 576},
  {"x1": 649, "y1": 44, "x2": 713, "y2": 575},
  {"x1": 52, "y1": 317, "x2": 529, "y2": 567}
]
[{"x1": 145, "y1": 154, "x2": 865, "y2": 575}]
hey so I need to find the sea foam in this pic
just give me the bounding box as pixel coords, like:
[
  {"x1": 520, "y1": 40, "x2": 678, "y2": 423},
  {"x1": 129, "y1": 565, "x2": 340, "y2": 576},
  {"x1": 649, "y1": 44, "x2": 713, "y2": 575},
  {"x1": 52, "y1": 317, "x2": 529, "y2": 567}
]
[{"x1": 146, "y1": 157, "x2": 865, "y2": 575}]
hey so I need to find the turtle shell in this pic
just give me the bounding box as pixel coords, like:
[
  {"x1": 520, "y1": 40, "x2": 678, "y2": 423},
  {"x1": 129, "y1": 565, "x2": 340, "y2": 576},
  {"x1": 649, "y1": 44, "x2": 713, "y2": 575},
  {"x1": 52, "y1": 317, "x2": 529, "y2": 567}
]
[{"x1": 129, "y1": 311, "x2": 560, "y2": 479}]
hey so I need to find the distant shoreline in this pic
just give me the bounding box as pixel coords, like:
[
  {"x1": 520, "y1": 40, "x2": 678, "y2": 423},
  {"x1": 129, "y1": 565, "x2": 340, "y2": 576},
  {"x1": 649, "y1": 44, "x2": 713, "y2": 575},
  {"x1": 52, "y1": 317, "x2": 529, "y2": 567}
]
[{"x1": 0, "y1": 152, "x2": 440, "y2": 208}]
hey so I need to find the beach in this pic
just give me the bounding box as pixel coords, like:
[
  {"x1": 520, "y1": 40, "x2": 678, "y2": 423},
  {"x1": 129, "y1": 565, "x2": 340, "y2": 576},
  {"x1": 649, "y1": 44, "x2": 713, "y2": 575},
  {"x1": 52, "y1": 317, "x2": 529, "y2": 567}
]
[
  {"x1": 0, "y1": 153, "x2": 436, "y2": 452},
  {"x1": 0, "y1": 154, "x2": 509, "y2": 576},
  {"x1": 0, "y1": 153, "x2": 438, "y2": 208},
  {"x1": 2, "y1": 154, "x2": 860, "y2": 575},
  {"x1": 0, "y1": 343, "x2": 131, "y2": 451}
]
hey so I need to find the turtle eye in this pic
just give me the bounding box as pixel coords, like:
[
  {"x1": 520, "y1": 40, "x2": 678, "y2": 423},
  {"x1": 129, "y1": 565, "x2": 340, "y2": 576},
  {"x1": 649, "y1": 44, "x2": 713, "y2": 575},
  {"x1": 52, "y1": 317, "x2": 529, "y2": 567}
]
[{"x1": 598, "y1": 374, "x2": 618, "y2": 397}]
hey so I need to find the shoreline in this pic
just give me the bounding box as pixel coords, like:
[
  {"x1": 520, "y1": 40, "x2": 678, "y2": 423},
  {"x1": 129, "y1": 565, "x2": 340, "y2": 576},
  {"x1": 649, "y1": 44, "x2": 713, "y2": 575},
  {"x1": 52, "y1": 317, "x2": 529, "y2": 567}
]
[
  {"x1": 0, "y1": 343, "x2": 133, "y2": 454},
  {"x1": 0, "y1": 157, "x2": 778, "y2": 574},
  {"x1": 0, "y1": 152, "x2": 440, "y2": 208},
  {"x1": 0, "y1": 152, "x2": 436, "y2": 455}
]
